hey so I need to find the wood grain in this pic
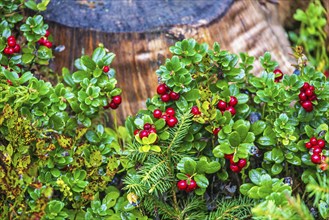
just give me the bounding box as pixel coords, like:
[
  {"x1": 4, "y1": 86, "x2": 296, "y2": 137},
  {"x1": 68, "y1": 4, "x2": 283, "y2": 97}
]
[{"x1": 48, "y1": 0, "x2": 294, "y2": 125}]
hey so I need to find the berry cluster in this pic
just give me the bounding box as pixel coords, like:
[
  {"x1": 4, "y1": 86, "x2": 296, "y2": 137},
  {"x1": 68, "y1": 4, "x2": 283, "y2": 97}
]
[
  {"x1": 273, "y1": 69, "x2": 283, "y2": 82},
  {"x1": 224, "y1": 154, "x2": 247, "y2": 173},
  {"x1": 3, "y1": 36, "x2": 20, "y2": 55},
  {"x1": 157, "y1": 83, "x2": 180, "y2": 102},
  {"x1": 305, "y1": 137, "x2": 326, "y2": 164},
  {"x1": 38, "y1": 30, "x2": 52, "y2": 48},
  {"x1": 177, "y1": 178, "x2": 198, "y2": 192},
  {"x1": 299, "y1": 82, "x2": 316, "y2": 112},
  {"x1": 134, "y1": 123, "x2": 157, "y2": 139},
  {"x1": 153, "y1": 107, "x2": 178, "y2": 127},
  {"x1": 103, "y1": 65, "x2": 110, "y2": 73},
  {"x1": 104, "y1": 95, "x2": 122, "y2": 109},
  {"x1": 217, "y1": 96, "x2": 238, "y2": 116}
]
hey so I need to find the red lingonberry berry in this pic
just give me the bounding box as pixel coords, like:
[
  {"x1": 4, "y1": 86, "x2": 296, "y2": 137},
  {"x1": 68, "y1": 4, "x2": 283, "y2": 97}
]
[
  {"x1": 7, "y1": 40, "x2": 16, "y2": 47},
  {"x1": 44, "y1": 41, "x2": 52, "y2": 48},
  {"x1": 305, "y1": 89, "x2": 313, "y2": 97},
  {"x1": 301, "y1": 82, "x2": 310, "y2": 91},
  {"x1": 153, "y1": 109, "x2": 162, "y2": 118},
  {"x1": 38, "y1": 37, "x2": 46, "y2": 45},
  {"x1": 161, "y1": 114, "x2": 169, "y2": 121},
  {"x1": 309, "y1": 85, "x2": 315, "y2": 91},
  {"x1": 311, "y1": 154, "x2": 321, "y2": 164},
  {"x1": 4, "y1": 47, "x2": 10, "y2": 54},
  {"x1": 237, "y1": 159, "x2": 247, "y2": 168},
  {"x1": 273, "y1": 69, "x2": 283, "y2": 82},
  {"x1": 191, "y1": 106, "x2": 201, "y2": 115},
  {"x1": 103, "y1": 66, "x2": 110, "y2": 73},
  {"x1": 217, "y1": 100, "x2": 227, "y2": 111},
  {"x1": 213, "y1": 128, "x2": 221, "y2": 136},
  {"x1": 230, "y1": 164, "x2": 241, "y2": 173},
  {"x1": 133, "y1": 129, "x2": 140, "y2": 135},
  {"x1": 157, "y1": 84, "x2": 167, "y2": 95},
  {"x1": 169, "y1": 91, "x2": 180, "y2": 100},
  {"x1": 143, "y1": 123, "x2": 152, "y2": 130},
  {"x1": 186, "y1": 179, "x2": 197, "y2": 191},
  {"x1": 309, "y1": 95, "x2": 317, "y2": 101},
  {"x1": 109, "y1": 102, "x2": 118, "y2": 109},
  {"x1": 312, "y1": 146, "x2": 322, "y2": 154},
  {"x1": 7, "y1": 47, "x2": 14, "y2": 55},
  {"x1": 229, "y1": 96, "x2": 238, "y2": 107},
  {"x1": 305, "y1": 142, "x2": 312, "y2": 149},
  {"x1": 149, "y1": 128, "x2": 157, "y2": 134},
  {"x1": 161, "y1": 94, "x2": 170, "y2": 102},
  {"x1": 317, "y1": 139, "x2": 325, "y2": 148},
  {"x1": 139, "y1": 130, "x2": 149, "y2": 139},
  {"x1": 13, "y1": 44, "x2": 20, "y2": 53},
  {"x1": 177, "y1": 180, "x2": 187, "y2": 191},
  {"x1": 167, "y1": 116, "x2": 178, "y2": 127},
  {"x1": 298, "y1": 92, "x2": 307, "y2": 101},
  {"x1": 301, "y1": 101, "x2": 313, "y2": 112},
  {"x1": 7, "y1": 36, "x2": 15, "y2": 42},
  {"x1": 310, "y1": 137, "x2": 318, "y2": 146},
  {"x1": 7, "y1": 80, "x2": 12, "y2": 85},
  {"x1": 45, "y1": 30, "x2": 50, "y2": 37},
  {"x1": 166, "y1": 107, "x2": 175, "y2": 116},
  {"x1": 224, "y1": 154, "x2": 233, "y2": 160},
  {"x1": 226, "y1": 106, "x2": 236, "y2": 116},
  {"x1": 112, "y1": 95, "x2": 122, "y2": 105}
]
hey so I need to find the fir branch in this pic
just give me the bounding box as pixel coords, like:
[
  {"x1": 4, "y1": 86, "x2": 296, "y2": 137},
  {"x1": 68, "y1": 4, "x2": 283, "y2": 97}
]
[
  {"x1": 179, "y1": 196, "x2": 207, "y2": 220},
  {"x1": 143, "y1": 195, "x2": 179, "y2": 219},
  {"x1": 122, "y1": 174, "x2": 147, "y2": 197},
  {"x1": 166, "y1": 112, "x2": 193, "y2": 154},
  {"x1": 139, "y1": 156, "x2": 173, "y2": 197},
  {"x1": 208, "y1": 196, "x2": 254, "y2": 220}
]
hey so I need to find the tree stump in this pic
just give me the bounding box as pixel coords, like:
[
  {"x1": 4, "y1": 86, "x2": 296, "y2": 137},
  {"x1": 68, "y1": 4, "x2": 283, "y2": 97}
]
[{"x1": 44, "y1": 0, "x2": 294, "y2": 125}]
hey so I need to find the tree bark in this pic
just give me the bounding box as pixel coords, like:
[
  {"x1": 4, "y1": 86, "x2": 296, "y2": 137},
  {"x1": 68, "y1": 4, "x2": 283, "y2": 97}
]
[{"x1": 48, "y1": 0, "x2": 294, "y2": 125}]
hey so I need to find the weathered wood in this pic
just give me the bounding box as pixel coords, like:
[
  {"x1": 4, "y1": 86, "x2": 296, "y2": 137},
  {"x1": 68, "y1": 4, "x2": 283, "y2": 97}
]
[{"x1": 48, "y1": 0, "x2": 294, "y2": 125}]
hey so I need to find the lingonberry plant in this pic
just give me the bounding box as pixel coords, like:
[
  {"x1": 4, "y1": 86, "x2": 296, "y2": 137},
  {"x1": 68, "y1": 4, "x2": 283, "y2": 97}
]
[
  {"x1": 123, "y1": 39, "x2": 329, "y2": 219},
  {"x1": 0, "y1": 1, "x2": 148, "y2": 220},
  {"x1": 1, "y1": 1, "x2": 329, "y2": 220}
]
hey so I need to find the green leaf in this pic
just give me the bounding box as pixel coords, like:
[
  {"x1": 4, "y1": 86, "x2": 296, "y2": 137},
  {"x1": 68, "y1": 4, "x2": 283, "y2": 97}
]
[
  {"x1": 86, "y1": 131, "x2": 100, "y2": 143},
  {"x1": 249, "y1": 169, "x2": 262, "y2": 185},
  {"x1": 194, "y1": 174, "x2": 209, "y2": 188},
  {"x1": 72, "y1": 71, "x2": 90, "y2": 83},
  {"x1": 271, "y1": 164, "x2": 283, "y2": 175},
  {"x1": 183, "y1": 89, "x2": 200, "y2": 101},
  {"x1": 236, "y1": 93, "x2": 248, "y2": 104},
  {"x1": 251, "y1": 121, "x2": 266, "y2": 136},
  {"x1": 62, "y1": 68, "x2": 75, "y2": 87},
  {"x1": 205, "y1": 161, "x2": 221, "y2": 174},
  {"x1": 51, "y1": 169, "x2": 61, "y2": 177},
  {"x1": 25, "y1": 0, "x2": 38, "y2": 10},
  {"x1": 150, "y1": 145, "x2": 161, "y2": 152},
  {"x1": 240, "y1": 183, "x2": 254, "y2": 195},
  {"x1": 176, "y1": 96, "x2": 188, "y2": 112},
  {"x1": 81, "y1": 56, "x2": 96, "y2": 70},
  {"x1": 92, "y1": 47, "x2": 106, "y2": 63},
  {"x1": 154, "y1": 119, "x2": 166, "y2": 130},
  {"x1": 303, "y1": 125, "x2": 314, "y2": 137},
  {"x1": 184, "y1": 160, "x2": 196, "y2": 175},
  {"x1": 22, "y1": 53, "x2": 35, "y2": 64},
  {"x1": 228, "y1": 131, "x2": 241, "y2": 147},
  {"x1": 257, "y1": 136, "x2": 275, "y2": 146},
  {"x1": 19, "y1": 72, "x2": 33, "y2": 84}
]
